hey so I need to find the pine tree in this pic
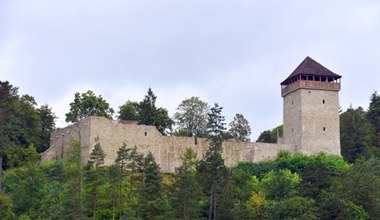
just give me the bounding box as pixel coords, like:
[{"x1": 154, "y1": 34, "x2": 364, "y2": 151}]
[
  {"x1": 171, "y1": 148, "x2": 202, "y2": 219},
  {"x1": 114, "y1": 143, "x2": 131, "y2": 219},
  {"x1": 138, "y1": 152, "x2": 166, "y2": 219},
  {"x1": 86, "y1": 137, "x2": 106, "y2": 220},
  {"x1": 198, "y1": 103, "x2": 228, "y2": 220}
]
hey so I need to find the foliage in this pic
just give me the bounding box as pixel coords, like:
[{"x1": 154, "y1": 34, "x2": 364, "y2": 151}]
[
  {"x1": 170, "y1": 148, "x2": 202, "y2": 219},
  {"x1": 340, "y1": 106, "x2": 377, "y2": 163},
  {"x1": 129, "y1": 88, "x2": 174, "y2": 135},
  {"x1": 269, "y1": 196, "x2": 318, "y2": 220},
  {"x1": 138, "y1": 152, "x2": 167, "y2": 219},
  {"x1": 117, "y1": 100, "x2": 139, "y2": 121},
  {"x1": 174, "y1": 96, "x2": 209, "y2": 138},
  {"x1": 65, "y1": 90, "x2": 114, "y2": 123},
  {"x1": 260, "y1": 169, "x2": 300, "y2": 200},
  {"x1": 256, "y1": 125, "x2": 283, "y2": 143},
  {"x1": 206, "y1": 103, "x2": 226, "y2": 138},
  {"x1": 367, "y1": 91, "x2": 380, "y2": 146},
  {"x1": 228, "y1": 113, "x2": 252, "y2": 142},
  {"x1": 0, "y1": 193, "x2": 15, "y2": 220}
]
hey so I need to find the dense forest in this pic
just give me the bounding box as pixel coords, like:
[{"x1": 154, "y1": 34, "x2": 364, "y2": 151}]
[{"x1": 1, "y1": 80, "x2": 380, "y2": 219}]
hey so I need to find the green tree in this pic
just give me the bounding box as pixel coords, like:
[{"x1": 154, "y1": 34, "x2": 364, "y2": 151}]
[
  {"x1": 318, "y1": 192, "x2": 369, "y2": 220},
  {"x1": 3, "y1": 166, "x2": 47, "y2": 219},
  {"x1": 63, "y1": 139, "x2": 84, "y2": 219},
  {"x1": 37, "y1": 104, "x2": 56, "y2": 152},
  {"x1": 198, "y1": 103, "x2": 228, "y2": 220},
  {"x1": 269, "y1": 196, "x2": 318, "y2": 220},
  {"x1": 138, "y1": 152, "x2": 166, "y2": 219},
  {"x1": 367, "y1": 91, "x2": 380, "y2": 146},
  {"x1": 229, "y1": 113, "x2": 252, "y2": 142},
  {"x1": 174, "y1": 97, "x2": 209, "y2": 141},
  {"x1": 170, "y1": 148, "x2": 202, "y2": 219},
  {"x1": 256, "y1": 125, "x2": 283, "y2": 143},
  {"x1": 340, "y1": 106, "x2": 376, "y2": 163},
  {"x1": 137, "y1": 88, "x2": 174, "y2": 135},
  {"x1": 0, "y1": 193, "x2": 15, "y2": 220},
  {"x1": 0, "y1": 81, "x2": 19, "y2": 191},
  {"x1": 86, "y1": 137, "x2": 106, "y2": 220},
  {"x1": 206, "y1": 103, "x2": 226, "y2": 138},
  {"x1": 337, "y1": 157, "x2": 380, "y2": 219},
  {"x1": 260, "y1": 169, "x2": 300, "y2": 200},
  {"x1": 118, "y1": 100, "x2": 139, "y2": 121},
  {"x1": 114, "y1": 143, "x2": 131, "y2": 219},
  {"x1": 65, "y1": 90, "x2": 114, "y2": 123}
]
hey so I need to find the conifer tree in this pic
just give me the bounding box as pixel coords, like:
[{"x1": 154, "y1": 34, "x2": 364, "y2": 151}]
[
  {"x1": 171, "y1": 148, "x2": 202, "y2": 219},
  {"x1": 198, "y1": 103, "x2": 228, "y2": 220},
  {"x1": 138, "y1": 152, "x2": 166, "y2": 219},
  {"x1": 114, "y1": 143, "x2": 131, "y2": 219},
  {"x1": 86, "y1": 137, "x2": 106, "y2": 220}
]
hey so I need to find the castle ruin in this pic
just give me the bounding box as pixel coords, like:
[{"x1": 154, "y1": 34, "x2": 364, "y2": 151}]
[{"x1": 41, "y1": 57, "x2": 342, "y2": 173}]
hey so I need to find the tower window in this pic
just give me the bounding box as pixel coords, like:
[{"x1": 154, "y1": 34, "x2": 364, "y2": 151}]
[
  {"x1": 144, "y1": 132, "x2": 147, "y2": 136},
  {"x1": 323, "y1": 127, "x2": 326, "y2": 131},
  {"x1": 322, "y1": 99, "x2": 325, "y2": 104},
  {"x1": 292, "y1": 101, "x2": 293, "y2": 105}
]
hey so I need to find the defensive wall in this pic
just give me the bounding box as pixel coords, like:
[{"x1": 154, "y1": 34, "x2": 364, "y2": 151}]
[{"x1": 41, "y1": 116, "x2": 295, "y2": 173}]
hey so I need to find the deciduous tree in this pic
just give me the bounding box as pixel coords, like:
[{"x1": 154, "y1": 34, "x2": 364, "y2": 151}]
[
  {"x1": 65, "y1": 90, "x2": 114, "y2": 123},
  {"x1": 174, "y1": 97, "x2": 209, "y2": 140},
  {"x1": 229, "y1": 113, "x2": 251, "y2": 142}
]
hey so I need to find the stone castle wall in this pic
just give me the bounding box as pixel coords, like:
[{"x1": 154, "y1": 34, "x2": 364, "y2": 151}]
[{"x1": 42, "y1": 116, "x2": 295, "y2": 173}]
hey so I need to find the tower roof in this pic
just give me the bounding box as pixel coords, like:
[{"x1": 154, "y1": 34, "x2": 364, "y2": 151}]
[{"x1": 281, "y1": 57, "x2": 341, "y2": 85}]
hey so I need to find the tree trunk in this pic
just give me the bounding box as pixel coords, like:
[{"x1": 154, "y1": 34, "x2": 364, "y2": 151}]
[{"x1": 208, "y1": 191, "x2": 213, "y2": 220}]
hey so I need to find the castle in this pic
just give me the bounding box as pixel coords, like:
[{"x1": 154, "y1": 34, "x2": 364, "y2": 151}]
[{"x1": 41, "y1": 57, "x2": 342, "y2": 173}]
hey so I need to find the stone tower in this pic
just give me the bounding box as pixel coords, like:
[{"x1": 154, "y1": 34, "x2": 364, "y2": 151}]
[{"x1": 281, "y1": 57, "x2": 341, "y2": 155}]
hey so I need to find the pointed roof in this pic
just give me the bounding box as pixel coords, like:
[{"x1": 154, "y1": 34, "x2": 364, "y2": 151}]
[{"x1": 281, "y1": 57, "x2": 341, "y2": 85}]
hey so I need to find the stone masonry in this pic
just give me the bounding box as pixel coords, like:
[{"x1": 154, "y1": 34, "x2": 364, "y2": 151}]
[{"x1": 41, "y1": 57, "x2": 342, "y2": 173}]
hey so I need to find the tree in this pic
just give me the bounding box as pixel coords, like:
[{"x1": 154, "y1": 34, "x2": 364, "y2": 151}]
[
  {"x1": 340, "y1": 106, "x2": 376, "y2": 163},
  {"x1": 118, "y1": 101, "x2": 139, "y2": 121},
  {"x1": 337, "y1": 157, "x2": 380, "y2": 218},
  {"x1": 37, "y1": 105, "x2": 56, "y2": 152},
  {"x1": 65, "y1": 90, "x2": 114, "y2": 123},
  {"x1": 0, "y1": 81, "x2": 19, "y2": 192},
  {"x1": 114, "y1": 143, "x2": 131, "y2": 219},
  {"x1": 256, "y1": 125, "x2": 283, "y2": 143},
  {"x1": 260, "y1": 169, "x2": 300, "y2": 200},
  {"x1": 171, "y1": 148, "x2": 202, "y2": 219},
  {"x1": 206, "y1": 103, "x2": 226, "y2": 138},
  {"x1": 63, "y1": 140, "x2": 84, "y2": 219},
  {"x1": 229, "y1": 113, "x2": 252, "y2": 141},
  {"x1": 174, "y1": 97, "x2": 209, "y2": 140},
  {"x1": 136, "y1": 88, "x2": 174, "y2": 135},
  {"x1": 86, "y1": 137, "x2": 106, "y2": 220},
  {"x1": 0, "y1": 193, "x2": 15, "y2": 220},
  {"x1": 138, "y1": 88, "x2": 157, "y2": 126},
  {"x1": 198, "y1": 103, "x2": 228, "y2": 220},
  {"x1": 367, "y1": 91, "x2": 380, "y2": 146},
  {"x1": 138, "y1": 152, "x2": 166, "y2": 219}
]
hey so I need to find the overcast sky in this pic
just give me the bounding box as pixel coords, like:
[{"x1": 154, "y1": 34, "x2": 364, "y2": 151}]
[{"x1": 1, "y1": 0, "x2": 379, "y2": 139}]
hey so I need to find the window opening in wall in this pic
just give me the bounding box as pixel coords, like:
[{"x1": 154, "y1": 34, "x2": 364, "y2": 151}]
[
  {"x1": 144, "y1": 132, "x2": 147, "y2": 136},
  {"x1": 292, "y1": 128, "x2": 294, "y2": 132},
  {"x1": 323, "y1": 127, "x2": 326, "y2": 131},
  {"x1": 292, "y1": 101, "x2": 293, "y2": 105},
  {"x1": 308, "y1": 91, "x2": 311, "y2": 94},
  {"x1": 322, "y1": 99, "x2": 325, "y2": 104}
]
